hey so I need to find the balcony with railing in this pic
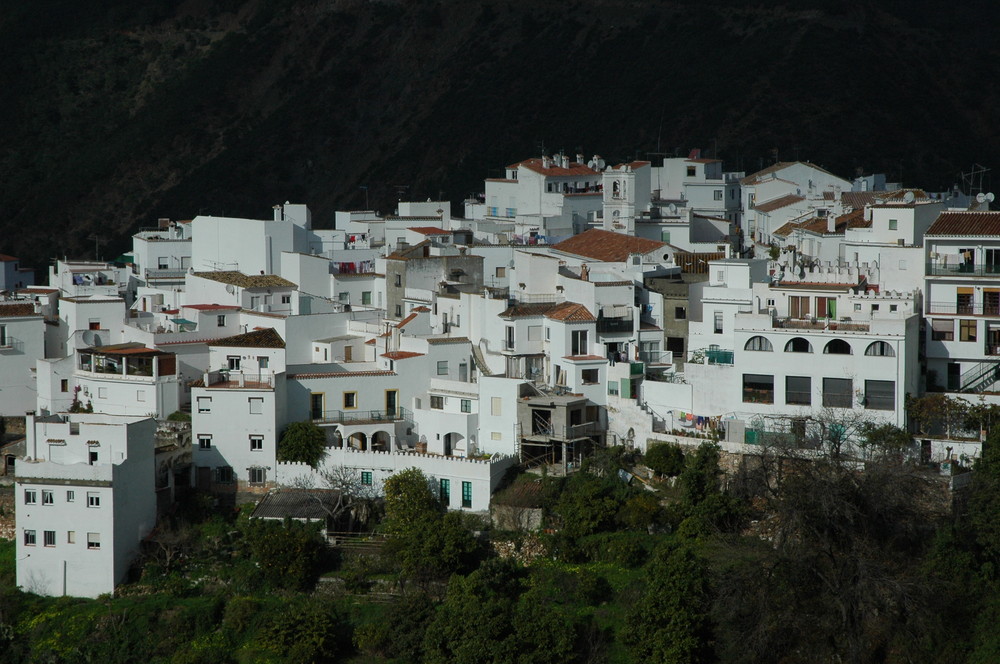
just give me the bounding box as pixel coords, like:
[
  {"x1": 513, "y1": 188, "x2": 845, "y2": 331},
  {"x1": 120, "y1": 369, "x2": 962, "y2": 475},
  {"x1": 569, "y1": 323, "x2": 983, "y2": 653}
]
[
  {"x1": 596, "y1": 314, "x2": 634, "y2": 334},
  {"x1": 772, "y1": 317, "x2": 871, "y2": 332},
  {"x1": 927, "y1": 301, "x2": 1000, "y2": 317},
  {"x1": 927, "y1": 261, "x2": 1000, "y2": 277},
  {"x1": 145, "y1": 268, "x2": 188, "y2": 281},
  {"x1": 78, "y1": 351, "x2": 176, "y2": 381},
  {"x1": 313, "y1": 407, "x2": 412, "y2": 426},
  {"x1": 0, "y1": 334, "x2": 24, "y2": 353},
  {"x1": 524, "y1": 421, "x2": 604, "y2": 441},
  {"x1": 201, "y1": 371, "x2": 274, "y2": 389}
]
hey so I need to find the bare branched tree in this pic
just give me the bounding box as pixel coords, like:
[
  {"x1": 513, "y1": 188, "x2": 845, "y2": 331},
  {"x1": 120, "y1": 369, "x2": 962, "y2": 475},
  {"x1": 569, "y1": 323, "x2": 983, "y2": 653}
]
[{"x1": 290, "y1": 466, "x2": 384, "y2": 532}]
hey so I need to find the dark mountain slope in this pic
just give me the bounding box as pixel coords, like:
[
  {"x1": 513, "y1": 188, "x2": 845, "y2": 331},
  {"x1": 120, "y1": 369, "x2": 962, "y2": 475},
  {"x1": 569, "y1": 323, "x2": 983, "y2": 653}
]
[{"x1": 2, "y1": 0, "x2": 998, "y2": 268}]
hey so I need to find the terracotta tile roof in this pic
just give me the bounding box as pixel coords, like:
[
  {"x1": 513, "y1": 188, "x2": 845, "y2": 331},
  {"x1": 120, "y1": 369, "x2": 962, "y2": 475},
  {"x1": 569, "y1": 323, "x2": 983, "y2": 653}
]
[
  {"x1": 88, "y1": 342, "x2": 163, "y2": 356},
  {"x1": 753, "y1": 194, "x2": 805, "y2": 213},
  {"x1": 365, "y1": 339, "x2": 376, "y2": 345},
  {"x1": 413, "y1": 306, "x2": 431, "y2": 312},
  {"x1": 485, "y1": 178, "x2": 517, "y2": 183},
  {"x1": 397, "y1": 312, "x2": 419, "y2": 328},
  {"x1": 288, "y1": 370, "x2": 397, "y2": 379},
  {"x1": 0, "y1": 254, "x2": 19, "y2": 261},
  {"x1": 562, "y1": 354, "x2": 606, "y2": 361},
  {"x1": 0, "y1": 303, "x2": 38, "y2": 317},
  {"x1": 242, "y1": 309, "x2": 287, "y2": 319},
  {"x1": 185, "y1": 304, "x2": 241, "y2": 311},
  {"x1": 509, "y1": 158, "x2": 598, "y2": 178},
  {"x1": 208, "y1": 328, "x2": 285, "y2": 349},
  {"x1": 192, "y1": 271, "x2": 296, "y2": 289},
  {"x1": 499, "y1": 302, "x2": 560, "y2": 318},
  {"x1": 386, "y1": 240, "x2": 431, "y2": 261},
  {"x1": 776, "y1": 209, "x2": 868, "y2": 238},
  {"x1": 926, "y1": 211, "x2": 1000, "y2": 236},
  {"x1": 17, "y1": 287, "x2": 57, "y2": 293},
  {"x1": 381, "y1": 351, "x2": 424, "y2": 360},
  {"x1": 551, "y1": 229, "x2": 665, "y2": 262},
  {"x1": 611, "y1": 160, "x2": 652, "y2": 169},
  {"x1": 408, "y1": 226, "x2": 450, "y2": 235},
  {"x1": 426, "y1": 336, "x2": 470, "y2": 345},
  {"x1": 841, "y1": 189, "x2": 927, "y2": 210},
  {"x1": 545, "y1": 302, "x2": 596, "y2": 322},
  {"x1": 685, "y1": 158, "x2": 721, "y2": 164},
  {"x1": 157, "y1": 337, "x2": 223, "y2": 346}
]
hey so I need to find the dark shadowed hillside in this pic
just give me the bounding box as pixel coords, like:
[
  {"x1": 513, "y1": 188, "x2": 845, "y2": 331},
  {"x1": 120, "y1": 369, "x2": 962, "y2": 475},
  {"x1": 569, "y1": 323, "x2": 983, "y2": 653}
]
[{"x1": 2, "y1": 0, "x2": 998, "y2": 269}]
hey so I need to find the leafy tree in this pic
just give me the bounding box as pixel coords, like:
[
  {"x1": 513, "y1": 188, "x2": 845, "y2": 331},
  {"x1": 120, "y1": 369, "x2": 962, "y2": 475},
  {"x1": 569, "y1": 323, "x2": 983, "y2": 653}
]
[
  {"x1": 552, "y1": 472, "x2": 620, "y2": 540},
  {"x1": 382, "y1": 468, "x2": 481, "y2": 581},
  {"x1": 383, "y1": 467, "x2": 441, "y2": 532},
  {"x1": 256, "y1": 598, "x2": 343, "y2": 663},
  {"x1": 621, "y1": 543, "x2": 714, "y2": 664},
  {"x1": 242, "y1": 518, "x2": 323, "y2": 591},
  {"x1": 277, "y1": 420, "x2": 327, "y2": 468},
  {"x1": 354, "y1": 591, "x2": 437, "y2": 661},
  {"x1": 645, "y1": 442, "x2": 686, "y2": 477},
  {"x1": 679, "y1": 442, "x2": 722, "y2": 508}
]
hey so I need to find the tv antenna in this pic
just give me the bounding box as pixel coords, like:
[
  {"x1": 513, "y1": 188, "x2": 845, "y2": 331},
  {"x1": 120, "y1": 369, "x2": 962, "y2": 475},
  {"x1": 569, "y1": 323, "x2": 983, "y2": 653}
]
[{"x1": 962, "y1": 164, "x2": 991, "y2": 196}]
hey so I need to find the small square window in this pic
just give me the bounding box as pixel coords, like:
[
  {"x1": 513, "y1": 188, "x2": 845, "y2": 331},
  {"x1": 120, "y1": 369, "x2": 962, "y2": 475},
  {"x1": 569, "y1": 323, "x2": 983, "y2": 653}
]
[
  {"x1": 42, "y1": 490, "x2": 53, "y2": 505},
  {"x1": 87, "y1": 532, "x2": 101, "y2": 549},
  {"x1": 854, "y1": 303, "x2": 862, "y2": 311},
  {"x1": 343, "y1": 392, "x2": 358, "y2": 409},
  {"x1": 197, "y1": 397, "x2": 212, "y2": 413},
  {"x1": 495, "y1": 266, "x2": 506, "y2": 278},
  {"x1": 430, "y1": 395, "x2": 444, "y2": 410},
  {"x1": 248, "y1": 468, "x2": 266, "y2": 485},
  {"x1": 98, "y1": 387, "x2": 108, "y2": 399},
  {"x1": 249, "y1": 397, "x2": 263, "y2": 414},
  {"x1": 461, "y1": 399, "x2": 471, "y2": 413},
  {"x1": 258, "y1": 356, "x2": 269, "y2": 369},
  {"x1": 60, "y1": 379, "x2": 68, "y2": 392},
  {"x1": 137, "y1": 390, "x2": 146, "y2": 402},
  {"x1": 44, "y1": 531, "x2": 56, "y2": 547},
  {"x1": 66, "y1": 490, "x2": 75, "y2": 502},
  {"x1": 281, "y1": 294, "x2": 291, "y2": 304},
  {"x1": 437, "y1": 361, "x2": 448, "y2": 375},
  {"x1": 198, "y1": 435, "x2": 211, "y2": 450},
  {"x1": 361, "y1": 471, "x2": 373, "y2": 486},
  {"x1": 217, "y1": 315, "x2": 227, "y2": 327},
  {"x1": 675, "y1": 307, "x2": 687, "y2": 320},
  {"x1": 24, "y1": 530, "x2": 36, "y2": 546},
  {"x1": 67, "y1": 531, "x2": 75, "y2": 544},
  {"x1": 491, "y1": 431, "x2": 502, "y2": 440},
  {"x1": 24, "y1": 489, "x2": 37, "y2": 505},
  {"x1": 217, "y1": 467, "x2": 234, "y2": 483},
  {"x1": 250, "y1": 436, "x2": 263, "y2": 451},
  {"x1": 87, "y1": 492, "x2": 101, "y2": 508},
  {"x1": 889, "y1": 219, "x2": 898, "y2": 230},
  {"x1": 394, "y1": 275, "x2": 402, "y2": 287},
  {"x1": 890, "y1": 304, "x2": 898, "y2": 312}
]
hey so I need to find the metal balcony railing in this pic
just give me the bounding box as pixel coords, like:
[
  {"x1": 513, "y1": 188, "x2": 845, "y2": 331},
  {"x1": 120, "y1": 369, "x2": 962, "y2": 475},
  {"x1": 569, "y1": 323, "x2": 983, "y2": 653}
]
[
  {"x1": 313, "y1": 407, "x2": 412, "y2": 425},
  {"x1": 596, "y1": 316, "x2": 633, "y2": 333},
  {"x1": 927, "y1": 301, "x2": 1000, "y2": 316},
  {"x1": 926, "y1": 262, "x2": 1000, "y2": 277}
]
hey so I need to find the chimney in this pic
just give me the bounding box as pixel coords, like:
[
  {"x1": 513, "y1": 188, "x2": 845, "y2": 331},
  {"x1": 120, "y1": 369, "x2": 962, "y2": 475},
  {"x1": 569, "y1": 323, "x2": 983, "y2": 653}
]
[
  {"x1": 273, "y1": 205, "x2": 283, "y2": 222},
  {"x1": 561, "y1": 154, "x2": 569, "y2": 169},
  {"x1": 576, "y1": 153, "x2": 584, "y2": 165},
  {"x1": 542, "y1": 155, "x2": 551, "y2": 169},
  {"x1": 827, "y1": 211, "x2": 836, "y2": 234},
  {"x1": 580, "y1": 263, "x2": 590, "y2": 281}
]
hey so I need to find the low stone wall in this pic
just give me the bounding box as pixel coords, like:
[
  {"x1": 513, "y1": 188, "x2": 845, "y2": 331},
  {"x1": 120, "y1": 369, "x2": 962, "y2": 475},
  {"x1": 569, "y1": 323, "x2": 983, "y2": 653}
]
[{"x1": 0, "y1": 486, "x2": 15, "y2": 540}]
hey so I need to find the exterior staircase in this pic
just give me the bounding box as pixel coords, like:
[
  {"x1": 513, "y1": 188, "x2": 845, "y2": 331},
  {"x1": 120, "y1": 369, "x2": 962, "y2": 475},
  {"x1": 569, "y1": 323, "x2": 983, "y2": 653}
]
[{"x1": 960, "y1": 361, "x2": 1000, "y2": 393}]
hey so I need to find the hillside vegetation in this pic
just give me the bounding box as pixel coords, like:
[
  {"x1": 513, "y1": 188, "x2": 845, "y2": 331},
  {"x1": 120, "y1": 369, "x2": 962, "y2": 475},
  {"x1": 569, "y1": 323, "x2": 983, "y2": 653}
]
[{"x1": 2, "y1": 0, "x2": 999, "y2": 269}]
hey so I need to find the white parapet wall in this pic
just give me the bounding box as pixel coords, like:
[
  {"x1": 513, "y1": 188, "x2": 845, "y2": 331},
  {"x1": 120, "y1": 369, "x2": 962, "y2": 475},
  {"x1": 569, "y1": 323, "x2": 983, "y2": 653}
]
[{"x1": 276, "y1": 448, "x2": 518, "y2": 512}]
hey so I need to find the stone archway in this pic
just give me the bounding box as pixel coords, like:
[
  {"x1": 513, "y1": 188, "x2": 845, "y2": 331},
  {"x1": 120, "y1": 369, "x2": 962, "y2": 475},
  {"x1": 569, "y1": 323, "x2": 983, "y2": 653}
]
[
  {"x1": 371, "y1": 430, "x2": 391, "y2": 452},
  {"x1": 443, "y1": 432, "x2": 464, "y2": 456},
  {"x1": 347, "y1": 431, "x2": 368, "y2": 451}
]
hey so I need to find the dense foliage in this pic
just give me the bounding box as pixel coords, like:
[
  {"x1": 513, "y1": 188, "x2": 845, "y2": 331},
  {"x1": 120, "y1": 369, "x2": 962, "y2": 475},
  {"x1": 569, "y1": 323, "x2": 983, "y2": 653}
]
[
  {"x1": 4, "y1": 431, "x2": 1000, "y2": 663},
  {"x1": 276, "y1": 421, "x2": 327, "y2": 468}
]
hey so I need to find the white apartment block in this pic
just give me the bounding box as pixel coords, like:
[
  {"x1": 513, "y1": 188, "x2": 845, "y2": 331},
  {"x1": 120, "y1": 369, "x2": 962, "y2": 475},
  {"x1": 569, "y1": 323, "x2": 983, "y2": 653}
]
[{"x1": 16, "y1": 413, "x2": 156, "y2": 598}]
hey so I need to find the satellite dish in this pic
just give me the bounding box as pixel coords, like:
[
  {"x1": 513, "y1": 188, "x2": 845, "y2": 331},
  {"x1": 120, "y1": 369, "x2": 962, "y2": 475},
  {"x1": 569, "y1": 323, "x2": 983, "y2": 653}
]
[
  {"x1": 977, "y1": 193, "x2": 987, "y2": 203},
  {"x1": 668, "y1": 203, "x2": 677, "y2": 214},
  {"x1": 225, "y1": 284, "x2": 236, "y2": 294},
  {"x1": 903, "y1": 191, "x2": 915, "y2": 203},
  {"x1": 988, "y1": 193, "x2": 996, "y2": 202},
  {"x1": 82, "y1": 330, "x2": 97, "y2": 346}
]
